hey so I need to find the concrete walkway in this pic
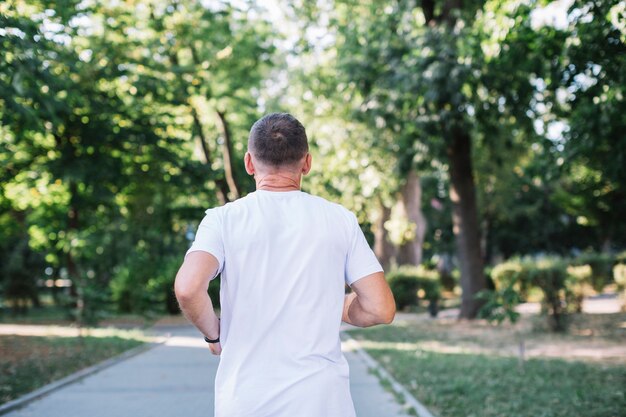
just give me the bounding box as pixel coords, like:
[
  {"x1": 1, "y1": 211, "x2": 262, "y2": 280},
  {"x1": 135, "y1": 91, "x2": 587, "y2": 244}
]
[{"x1": 3, "y1": 324, "x2": 413, "y2": 417}]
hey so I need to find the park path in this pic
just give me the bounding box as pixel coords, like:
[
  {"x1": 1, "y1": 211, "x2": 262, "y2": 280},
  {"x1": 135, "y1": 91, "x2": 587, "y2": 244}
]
[{"x1": 3, "y1": 323, "x2": 413, "y2": 417}]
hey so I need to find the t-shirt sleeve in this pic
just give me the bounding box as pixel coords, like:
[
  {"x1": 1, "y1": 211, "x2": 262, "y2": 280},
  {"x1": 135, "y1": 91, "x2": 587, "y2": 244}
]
[
  {"x1": 185, "y1": 207, "x2": 225, "y2": 277},
  {"x1": 345, "y1": 212, "x2": 383, "y2": 286}
]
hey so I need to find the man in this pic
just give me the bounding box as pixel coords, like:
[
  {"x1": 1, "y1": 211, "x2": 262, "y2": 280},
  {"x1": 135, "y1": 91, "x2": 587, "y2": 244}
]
[{"x1": 174, "y1": 113, "x2": 396, "y2": 417}]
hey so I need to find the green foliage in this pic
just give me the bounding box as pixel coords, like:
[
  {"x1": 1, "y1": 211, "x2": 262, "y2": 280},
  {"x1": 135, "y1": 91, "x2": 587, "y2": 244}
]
[
  {"x1": 574, "y1": 252, "x2": 615, "y2": 292},
  {"x1": 73, "y1": 280, "x2": 113, "y2": 326},
  {"x1": 0, "y1": 0, "x2": 274, "y2": 320},
  {"x1": 110, "y1": 252, "x2": 181, "y2": 316},
  {"x1": 350, "y1": 324, "x2": 626, "y2": 417},
  {"x1": 477, "y1": 286, "x2": 521, "y2": 325},
  {"x1": 2, "y1": 0, "x2": 626, "y2": 325},
  {"x1": 489, "y1": 256, "x2": 603, "y2": 331},
  {"x1": 553, "y1": 0, "x2": 626, "y2": 250},
  {"x1": 0, "y1": 235, "x2": 43, "y2": 315},
  {"x1": 387, "y1": 270, "x2": 420, "y2": 310},
  {"x1": 208, "y1": 276, "x2": 221, "y2": 309},
  {"x1": 565, "y1": 264, "x2": 591, "y2": 313},
  {"x1": 614, "y1": 264, "x2": 626, "y2": 288},
  {"x1": 387, "y1": 265, "x2": 440, "y2": 314},
  {"x1": 490, "y1": 260, "x2": 532, "y2": 301},
  {"x1": 613, "y1": 264, "x2": 626, "y2": 312}
]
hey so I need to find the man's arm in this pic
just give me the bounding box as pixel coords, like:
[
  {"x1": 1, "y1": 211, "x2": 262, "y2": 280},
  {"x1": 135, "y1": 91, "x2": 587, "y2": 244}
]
[
  {"x1": 342, "y1": 271, "x2": 396, "y2": 327},
  {"x1": 174, "y1": 251, "x2": 221, "y2": 355}
]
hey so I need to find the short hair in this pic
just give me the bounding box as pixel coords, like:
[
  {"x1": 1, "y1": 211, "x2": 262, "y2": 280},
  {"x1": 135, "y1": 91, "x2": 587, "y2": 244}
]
[{"x1": 248, "y1": 113, "x2": 309, "y2": 167}]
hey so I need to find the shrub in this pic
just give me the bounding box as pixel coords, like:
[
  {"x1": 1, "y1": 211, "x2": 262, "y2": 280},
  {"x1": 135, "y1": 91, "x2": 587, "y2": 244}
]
[
  {"x1": 490, "y1": 257, "x2": 580, "y2": 332},
  {"x1": 575, "y1": 252, "x2": 615, "y2": 292},
  {"x1": 490, "y1": 260, "x2": 531, "y2": 301},
  {"x1": 387, "y1": 265, "x2": 440, "y2": 316},
  {"x1": 614, "y1": 264, "x2": 626, "y2": 287},
  {"x1": 110, "y1": 251, "x2": 181, "y2": 316},
  {"x1": 565, "y1": 265, "x2": 592, "y2": 313},
  {"x1": 477, "y1": 285, "x2": 521, "y2": 325},
  {"x1": 387, "y1": 268, "x2": 420, "y2": 310},
  {"x1": 527, "y1": 259, "x2": 570, "y2": 332},
  {"x1": 613, "y1": 264, "x2": 626, "y2": 312},
  {"x1": 72, "y1": 278, "x2": 112, "y2": 326}
]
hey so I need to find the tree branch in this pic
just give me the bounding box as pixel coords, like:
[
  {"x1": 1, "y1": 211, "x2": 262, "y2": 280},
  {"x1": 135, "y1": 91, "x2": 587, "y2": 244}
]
[{"x1": 216, "y1": 110, "x2": 240, "y2": 200}]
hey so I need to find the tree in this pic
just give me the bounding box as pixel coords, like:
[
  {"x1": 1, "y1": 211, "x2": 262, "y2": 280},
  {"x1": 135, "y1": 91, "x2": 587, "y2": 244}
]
[
  {"x1": 0, "y1": 0, "x2": 276, "y2": 318},
  {"x1": 554, "y1": 0, "x2": 626, "y2": 252},
  {"x1": 293, "y1": 0, "x2": 578, "y2": 318}
]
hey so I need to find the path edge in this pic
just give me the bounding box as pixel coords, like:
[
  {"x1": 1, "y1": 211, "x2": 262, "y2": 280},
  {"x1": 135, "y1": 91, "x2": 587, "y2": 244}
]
[
  {"x1": 0, "y1": 335, "x2": 169, "y2": 416},
  {"x1": 342, "y1": 331, "x2": 437, "y2": 417}
]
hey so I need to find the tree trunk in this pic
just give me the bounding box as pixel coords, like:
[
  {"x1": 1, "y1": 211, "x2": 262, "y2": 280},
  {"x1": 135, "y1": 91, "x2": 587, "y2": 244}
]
[
  {"x1": 170, "y1": 46, "x2": 230, "y2": 204},
  {"x1": 447, "y1": 130, "x2": 486, "y2": 319},
  {"x1": 397, "y1": 170, "x2": 426, "y2": 266},
  {"x1": 67, "y1": 181, "x2": 80, "y2": 291},
  {"x1": 190, "y1": 106, "x2": 229, "y2": 204},
  {"x1": 373, "y1": 198, "x2": 395, "y2": 270},
  {"x1": 216, "y1": 110, "x2": 240, "y2": 200},
  {"x1": 66, "y1": 180, "x2": 85, "y2": 330}
]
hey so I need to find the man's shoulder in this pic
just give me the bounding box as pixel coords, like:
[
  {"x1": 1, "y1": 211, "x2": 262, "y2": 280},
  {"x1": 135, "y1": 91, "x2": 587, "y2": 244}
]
[
  {"x1": 302, "y1": 193, "x2": 357, "y2": 222},
  {"x1": 204, "y1": 192, "x2": 357, "y2": 223},
  {"x1": 204, "y1": 193, "x2": 254, "y2": 214}
]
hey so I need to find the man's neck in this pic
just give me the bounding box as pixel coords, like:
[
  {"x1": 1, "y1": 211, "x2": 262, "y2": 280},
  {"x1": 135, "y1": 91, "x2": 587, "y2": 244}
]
[{"x1": 255, "y1": 173, "x2": 301, "y2": 192}]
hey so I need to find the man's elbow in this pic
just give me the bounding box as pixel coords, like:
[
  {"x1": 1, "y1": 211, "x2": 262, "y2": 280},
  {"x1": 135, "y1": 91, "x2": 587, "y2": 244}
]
[
  {"x1": 370, "y1": 301, "x2": 396, "y2": 325},
  {"x1": 380, "y1": 302, "x2": 396, "y2": 324},
  {"x1": 174, "y1": 273, "x2": 197, "y2": 303}
]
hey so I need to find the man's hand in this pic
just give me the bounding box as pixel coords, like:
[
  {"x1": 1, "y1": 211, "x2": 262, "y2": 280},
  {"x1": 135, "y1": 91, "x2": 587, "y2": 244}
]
[
  {"x1": 207, "y1": 341, "x2": 222, "y2": 356},
  {"x1": 174, "y1": 251, "x2": 221, "y2": 355}
]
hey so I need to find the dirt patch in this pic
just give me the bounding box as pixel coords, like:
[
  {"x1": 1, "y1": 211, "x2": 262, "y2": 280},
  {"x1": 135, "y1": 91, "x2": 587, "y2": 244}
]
[{"x1": 389, "y1": 311, "x2": 626, "y2": 364}]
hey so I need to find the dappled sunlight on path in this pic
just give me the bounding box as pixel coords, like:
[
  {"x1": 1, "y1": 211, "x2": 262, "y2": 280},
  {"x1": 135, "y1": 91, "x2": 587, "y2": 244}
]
[{"x1": 3, "y1": 323, "x2": 416, "y2": 417}]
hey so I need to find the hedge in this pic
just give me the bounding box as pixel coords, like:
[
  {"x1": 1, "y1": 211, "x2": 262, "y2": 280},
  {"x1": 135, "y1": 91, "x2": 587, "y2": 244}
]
[{"x1": 387, "y1": 265, "x2": 440, "y2": 316}]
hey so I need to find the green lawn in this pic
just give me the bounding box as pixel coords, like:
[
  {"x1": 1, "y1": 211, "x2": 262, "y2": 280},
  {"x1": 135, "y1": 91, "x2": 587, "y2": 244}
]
[
  {"x1": 0, "y1": 304, "x2": 161, "y2": 328},
  {"x1": 0, "y1": 334, "x2": 145, "y2": 405},
  {"x1": 348, "y1": 317, "x2": 626, "y2": 417}
]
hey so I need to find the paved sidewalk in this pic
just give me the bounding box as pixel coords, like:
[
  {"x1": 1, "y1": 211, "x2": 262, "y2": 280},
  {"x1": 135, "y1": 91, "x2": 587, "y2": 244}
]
[{"x1": 4, "y1": 324, "x2": 412, "y2": 417}]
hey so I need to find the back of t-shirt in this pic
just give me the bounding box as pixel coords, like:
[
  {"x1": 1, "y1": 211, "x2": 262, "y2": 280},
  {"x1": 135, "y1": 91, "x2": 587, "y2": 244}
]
[{"x1": 186, "y1": 189, "x2": 382, "y2": 417}]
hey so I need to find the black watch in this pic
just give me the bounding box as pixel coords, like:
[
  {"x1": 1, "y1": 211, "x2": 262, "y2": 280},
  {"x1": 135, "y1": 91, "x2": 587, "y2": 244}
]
[{"x1": 204, "y1": 335, "x2": 220, "y2": 344}]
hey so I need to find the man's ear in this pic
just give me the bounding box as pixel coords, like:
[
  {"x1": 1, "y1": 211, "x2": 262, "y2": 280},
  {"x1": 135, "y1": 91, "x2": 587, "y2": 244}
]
[
  {"x1": 302, "y1": 153, "x2": 312, "y2": 175},
  {"x1": 244, "y1": 151, "x2": 255, "y2": 175}
]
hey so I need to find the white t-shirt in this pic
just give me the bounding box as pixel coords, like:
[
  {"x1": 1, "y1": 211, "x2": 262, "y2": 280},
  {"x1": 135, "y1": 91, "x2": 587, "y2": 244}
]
[{"x1": 185, "y1": 189, "x2": 383, "y2": 417}]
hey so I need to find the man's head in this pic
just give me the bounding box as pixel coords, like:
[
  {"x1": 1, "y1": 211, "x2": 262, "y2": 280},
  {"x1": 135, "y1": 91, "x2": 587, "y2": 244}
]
[{"x1": 245, "y1": 113, "x2": 310, "y2": 176}]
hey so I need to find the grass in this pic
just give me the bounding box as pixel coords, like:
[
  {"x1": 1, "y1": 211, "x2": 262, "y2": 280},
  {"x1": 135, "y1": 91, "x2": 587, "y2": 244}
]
[
  {"x1": 0, "y1": 304, "x2": 161, "y2": 328},
  {"x1": 0, "y1": 332, "x2": 146, "y2": 405},
  {"x1": 348, "y1": 313, "x2": 626, "y2": 417},
  {"x1": 0, "y1": 305, "x2": 71, "y2": 324}
]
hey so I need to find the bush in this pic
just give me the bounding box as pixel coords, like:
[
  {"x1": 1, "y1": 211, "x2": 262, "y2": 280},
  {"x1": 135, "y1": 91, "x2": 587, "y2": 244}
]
[
  {"x1": 613, "y1": 264, "x2": 626, "y2": 312},
  {"x1": 110, "y1": 251, "x2": 181, "y2": 316},
  {"x1": 565, "y1": 265, "x2": 592, "y2": 313},
  {"x1": 614, "y1": 264, "x2": 626, "y2": 287},
  {"x1": 387, "y1": 270, "x2": 420, "y2": 310},
  {"x1": 490, "y1": 260, "x2": 532, "y2": 301},
  {"x1": 490, "y1": 254, "x2": 626, "y2": 331},
  {"x1": 477, "y1": 285, "x2": 521, "y2": 325},
  {"x1": 575, "y1": 252, "x2": 615, "y2": 292},
  {"x1": 490, "y1": 257, "x2": 581, "y2": 332},
  {"x1": 526, "y1": 259, "x2": 571, "y2": 331},
  {"x1": 387, "y1": 265, "x2": 440, "y2": 316}
]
